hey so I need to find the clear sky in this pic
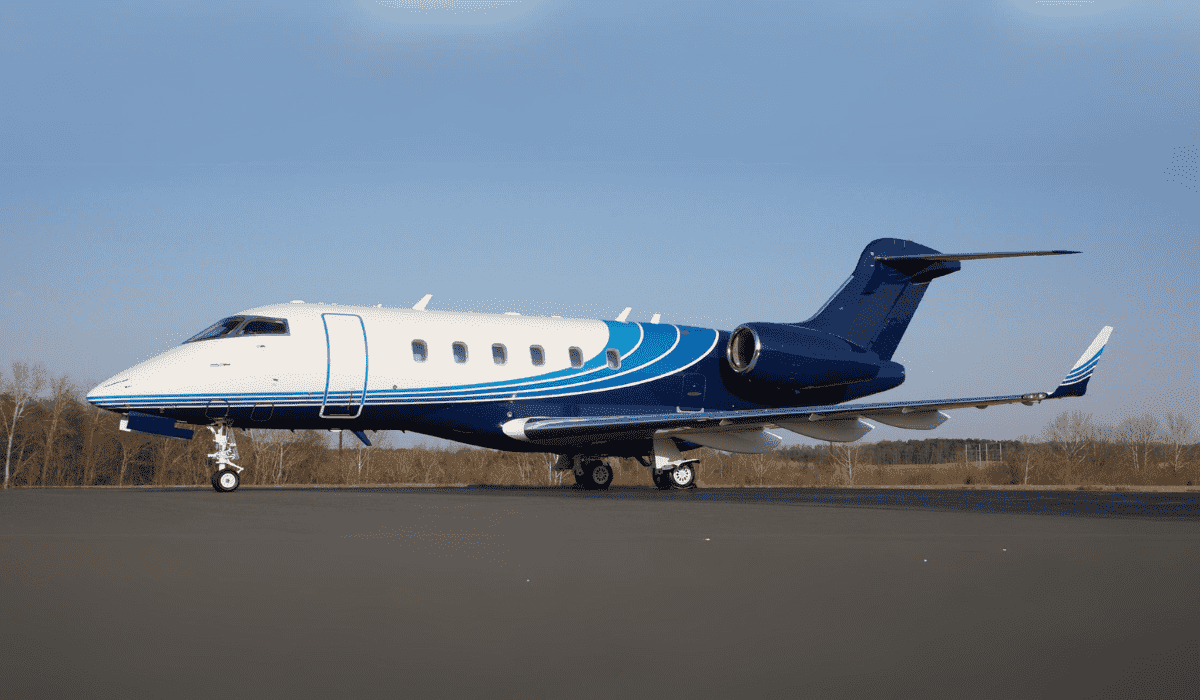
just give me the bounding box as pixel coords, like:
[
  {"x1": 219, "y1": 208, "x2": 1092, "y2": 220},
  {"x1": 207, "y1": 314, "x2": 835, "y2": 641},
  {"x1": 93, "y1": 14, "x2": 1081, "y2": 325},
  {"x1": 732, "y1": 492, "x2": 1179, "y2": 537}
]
[{"x1": 1, "y1": 0, "x2": 1196, "y2": 447}]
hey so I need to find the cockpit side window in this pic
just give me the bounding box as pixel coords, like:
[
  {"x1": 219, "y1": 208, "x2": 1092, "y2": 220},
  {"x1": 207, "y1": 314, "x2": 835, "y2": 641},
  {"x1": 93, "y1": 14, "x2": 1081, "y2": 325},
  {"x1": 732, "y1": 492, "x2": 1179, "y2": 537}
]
[
  {"x1": 239, "y1": 318, "x2": 289, "y2": 336},
  {"x1": 184, "y1": 316, "x2": 245, "y2": 343}
]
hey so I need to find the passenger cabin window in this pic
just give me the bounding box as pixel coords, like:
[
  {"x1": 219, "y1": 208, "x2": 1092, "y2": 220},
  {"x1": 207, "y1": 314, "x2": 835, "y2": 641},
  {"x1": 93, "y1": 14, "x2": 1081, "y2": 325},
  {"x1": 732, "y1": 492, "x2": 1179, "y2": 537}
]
[
  {"x1": 492, "y1": 344, "x2": 507, "y2": 365},
  {"x1": 453, "y1": 342, "x2": 468, "y2": 364},
  {"x1": 530, "y1": 345, "x2": 545, "y2": 366},
  {"x1": 184, "y1": 316, "x2": 245, "y2": 343},
  {"x1": 569, "y1": 347, "x2": 583, "y2": 368},
  {"x1": 238, "y1": 318, "x2": 289, "y2": 336},
  {"x1": 606, "y1": 349, "x2": 621, "y2": 370},
  {"x1": 412, "y1": 340, "x2": 428, "y2": 362}
]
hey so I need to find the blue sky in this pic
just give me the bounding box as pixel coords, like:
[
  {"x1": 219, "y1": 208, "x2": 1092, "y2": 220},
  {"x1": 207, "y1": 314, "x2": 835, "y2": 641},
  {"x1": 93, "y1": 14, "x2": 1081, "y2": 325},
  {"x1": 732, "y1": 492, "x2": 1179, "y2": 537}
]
[{"x1": 1, "y1": 0, "x2": 1196, "y2": 446}]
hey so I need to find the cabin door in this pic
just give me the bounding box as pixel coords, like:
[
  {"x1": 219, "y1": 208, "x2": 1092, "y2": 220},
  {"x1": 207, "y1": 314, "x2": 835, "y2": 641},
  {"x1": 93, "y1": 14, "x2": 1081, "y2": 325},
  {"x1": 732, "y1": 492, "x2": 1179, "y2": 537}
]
[{"x1": 320, "y1": 314, "x2": 368, "y2": 419}]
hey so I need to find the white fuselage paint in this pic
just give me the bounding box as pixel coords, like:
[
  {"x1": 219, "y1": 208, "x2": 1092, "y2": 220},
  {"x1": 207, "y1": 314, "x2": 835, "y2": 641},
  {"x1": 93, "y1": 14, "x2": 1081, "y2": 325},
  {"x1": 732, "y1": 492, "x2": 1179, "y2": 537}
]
[{"x1": 89, "y1": 303, "x2": 616, "y2": 407}]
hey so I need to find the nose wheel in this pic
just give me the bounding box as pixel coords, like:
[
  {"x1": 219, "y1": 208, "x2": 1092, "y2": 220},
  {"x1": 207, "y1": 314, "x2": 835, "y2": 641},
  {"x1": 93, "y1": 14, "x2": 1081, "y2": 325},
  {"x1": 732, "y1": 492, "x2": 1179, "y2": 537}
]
[
  {"x1": 207, "y1": 423, "x2": 243, "y2": 493},
  {"x1": 212, "y1": 468, "x2": 240, "y2": 492}
]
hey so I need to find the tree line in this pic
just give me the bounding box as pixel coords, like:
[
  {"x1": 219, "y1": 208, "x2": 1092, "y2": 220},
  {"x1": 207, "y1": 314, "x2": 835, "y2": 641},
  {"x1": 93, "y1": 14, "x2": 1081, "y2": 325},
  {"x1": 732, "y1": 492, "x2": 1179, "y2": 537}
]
[{"x1": 2, "y1": 362, "x2": 1196, "y2": 488}]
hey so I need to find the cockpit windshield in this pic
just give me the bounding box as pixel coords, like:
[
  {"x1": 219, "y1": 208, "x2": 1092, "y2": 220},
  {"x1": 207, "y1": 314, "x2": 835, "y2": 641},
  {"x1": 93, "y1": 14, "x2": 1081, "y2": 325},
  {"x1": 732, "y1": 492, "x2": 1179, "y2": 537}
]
[
  {"x1": 183, "y1": 316, "x2": 290, "y2": 343},
  {"x1": 184, "y1": 317, "x2": 245, "y2": 343},
  {"x1": 238, "y1": 318, "x2": 288, "y2": 336}
]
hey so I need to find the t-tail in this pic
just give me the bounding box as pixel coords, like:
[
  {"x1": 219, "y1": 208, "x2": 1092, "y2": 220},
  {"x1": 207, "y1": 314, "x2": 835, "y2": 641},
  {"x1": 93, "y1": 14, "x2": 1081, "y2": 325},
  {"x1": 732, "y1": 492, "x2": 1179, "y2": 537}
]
[{"x1": 798, "y1": 238, "x2": 1080, "y2": 360}]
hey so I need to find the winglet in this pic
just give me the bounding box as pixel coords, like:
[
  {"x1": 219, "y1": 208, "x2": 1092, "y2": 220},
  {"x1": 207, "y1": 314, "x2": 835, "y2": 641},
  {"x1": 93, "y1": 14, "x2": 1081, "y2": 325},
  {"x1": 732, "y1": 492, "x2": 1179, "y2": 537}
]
[
  {"x1": 616, "y1": 307, "x2": 632, "y2": 322},
  {"x1": 413, "y1": 294, "x2": 432, "y2": 311},
  {"x1": 1048, "y1": 326, "x2": 1113, "y2": 398}
]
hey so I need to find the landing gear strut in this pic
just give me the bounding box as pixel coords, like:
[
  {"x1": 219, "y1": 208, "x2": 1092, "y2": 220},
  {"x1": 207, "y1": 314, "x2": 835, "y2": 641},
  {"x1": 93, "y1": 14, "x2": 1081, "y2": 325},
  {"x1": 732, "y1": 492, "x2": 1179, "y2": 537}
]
[{"x1": 208, "y1": 423, "x2": 243, "y2": 492}]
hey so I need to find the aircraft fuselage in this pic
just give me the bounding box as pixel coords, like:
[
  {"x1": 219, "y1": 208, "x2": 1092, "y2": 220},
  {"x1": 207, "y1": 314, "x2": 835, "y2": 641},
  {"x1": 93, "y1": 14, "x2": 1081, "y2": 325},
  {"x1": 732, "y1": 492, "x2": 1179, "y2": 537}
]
[{"x1": 87, "y1": 302, "x2": 903, "y2": 455}]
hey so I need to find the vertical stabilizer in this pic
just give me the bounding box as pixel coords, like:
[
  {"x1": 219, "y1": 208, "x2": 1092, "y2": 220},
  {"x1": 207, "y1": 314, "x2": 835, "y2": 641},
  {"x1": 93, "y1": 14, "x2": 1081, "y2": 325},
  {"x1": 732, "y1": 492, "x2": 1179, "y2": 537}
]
[{"x1": 798, "y1": 239, "x2": 959, "y2": 360}]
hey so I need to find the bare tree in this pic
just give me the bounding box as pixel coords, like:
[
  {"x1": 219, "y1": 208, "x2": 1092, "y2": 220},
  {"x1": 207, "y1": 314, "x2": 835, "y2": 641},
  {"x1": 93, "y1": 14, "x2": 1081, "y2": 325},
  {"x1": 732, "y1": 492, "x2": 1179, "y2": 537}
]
[
  {"x1": 2, "y1": 362, "x2": 47, "y2": 488},
  {"x1": 1116, "y1": 413, "x2": 1160, "y2": 473},
  {"x1": 1163, "y1": 413, "x2": 1194, "y2": 475},
  {"x1": 79, "y1": 402, "x2": 110, "y2": 486},
  {"x1": 1041, "y1": 410, "x2": 1099, "y2": 481},
  {"x1": 39, "y1": 374, "x2": 75, "y2": 487},
  {"x1": 828, "y1": 441, "x2": 860, "y2": 485},
  {"x1": 114, "y1": 428, "x2": 146, "y2": 487}
]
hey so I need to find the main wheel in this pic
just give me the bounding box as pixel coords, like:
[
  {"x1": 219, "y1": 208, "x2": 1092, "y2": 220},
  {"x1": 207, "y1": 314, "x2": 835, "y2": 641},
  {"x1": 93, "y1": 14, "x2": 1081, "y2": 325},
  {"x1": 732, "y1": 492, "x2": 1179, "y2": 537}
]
[
  {"x1": 651, "y1": 469, "x2": 672, "y2": 490},
  {"x1": 574, "y1": 460, "x2": 613, "y2": 490},
  {"x1": 669, "y1": 463, "x2": 696, "y2": 489},
  {"x1": 213, "y1": 468, "x2": 240, "y2": 493}
]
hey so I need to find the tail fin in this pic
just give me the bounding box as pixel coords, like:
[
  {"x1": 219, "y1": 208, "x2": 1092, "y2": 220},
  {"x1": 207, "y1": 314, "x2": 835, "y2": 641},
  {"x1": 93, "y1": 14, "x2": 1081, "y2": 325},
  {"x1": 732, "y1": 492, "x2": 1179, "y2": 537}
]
[
  {"x1": 1047, "y1": 326, "x2": 1113, "y2": 398},
  {"x1": 798, "y1": 239, "x2": 1080, "y2": 361}
]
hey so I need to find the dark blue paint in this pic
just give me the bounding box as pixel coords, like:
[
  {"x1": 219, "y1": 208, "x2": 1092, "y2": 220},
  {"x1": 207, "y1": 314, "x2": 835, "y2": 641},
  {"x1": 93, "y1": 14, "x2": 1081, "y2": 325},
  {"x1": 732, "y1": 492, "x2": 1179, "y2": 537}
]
[{"x1": 125, "y1": 411, "x2": 195, "y2": 440}]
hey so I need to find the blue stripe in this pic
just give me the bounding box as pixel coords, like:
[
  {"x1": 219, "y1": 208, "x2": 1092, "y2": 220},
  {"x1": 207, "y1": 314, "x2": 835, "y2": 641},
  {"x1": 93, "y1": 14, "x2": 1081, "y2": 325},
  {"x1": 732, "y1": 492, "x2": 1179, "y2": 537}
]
[
  {"x1": 87, "y1": 325, "x2": 719, "y2": 409},
  {"x1": 1064, "y1": 347, "x2": 1104, "y2": 381}
]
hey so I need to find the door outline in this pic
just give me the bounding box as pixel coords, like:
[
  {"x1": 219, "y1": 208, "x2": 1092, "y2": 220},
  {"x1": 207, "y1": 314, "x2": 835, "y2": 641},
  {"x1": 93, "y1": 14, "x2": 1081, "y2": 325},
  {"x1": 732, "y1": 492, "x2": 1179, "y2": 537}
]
[{"x1": 320, "y1": 313, "x2": 368, "y2": 419}]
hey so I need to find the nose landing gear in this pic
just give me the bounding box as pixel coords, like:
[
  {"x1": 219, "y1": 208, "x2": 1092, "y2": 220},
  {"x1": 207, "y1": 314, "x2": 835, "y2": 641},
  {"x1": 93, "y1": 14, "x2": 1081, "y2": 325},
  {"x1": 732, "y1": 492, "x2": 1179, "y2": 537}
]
[{"x1": 207, "y1": 423, "x2": 243, "y2": 492}]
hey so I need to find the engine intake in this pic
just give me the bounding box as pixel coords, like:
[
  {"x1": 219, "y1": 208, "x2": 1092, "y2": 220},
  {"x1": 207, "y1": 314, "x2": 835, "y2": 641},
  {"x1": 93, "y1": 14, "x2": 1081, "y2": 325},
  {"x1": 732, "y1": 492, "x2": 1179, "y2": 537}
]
[{"x1": 726, "y1": 323, "x2": 883, "y2": 390}]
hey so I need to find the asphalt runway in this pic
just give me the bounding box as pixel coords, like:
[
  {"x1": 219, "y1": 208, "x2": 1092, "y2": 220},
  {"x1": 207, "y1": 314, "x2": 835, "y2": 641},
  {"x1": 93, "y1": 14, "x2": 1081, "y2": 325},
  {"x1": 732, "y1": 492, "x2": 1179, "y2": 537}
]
[{"x1": 3, "y1": 487, "x2": 1198, "y2": 699}]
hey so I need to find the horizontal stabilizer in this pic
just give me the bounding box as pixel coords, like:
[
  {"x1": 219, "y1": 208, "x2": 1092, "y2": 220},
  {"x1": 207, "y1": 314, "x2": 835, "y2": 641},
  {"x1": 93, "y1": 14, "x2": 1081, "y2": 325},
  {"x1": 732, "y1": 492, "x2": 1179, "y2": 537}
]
[
  {"x1": 875, "y1": 250, "x2": 1079, "y2": 263},
  {"x1": 1047, "y1": 326, "x2": 1113, "y2": 398}
]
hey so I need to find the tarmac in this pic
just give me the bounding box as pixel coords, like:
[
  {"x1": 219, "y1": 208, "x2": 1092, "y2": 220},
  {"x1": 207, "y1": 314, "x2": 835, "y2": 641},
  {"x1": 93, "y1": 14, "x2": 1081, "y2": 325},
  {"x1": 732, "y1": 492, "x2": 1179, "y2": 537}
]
[{"x1": 3, "y1": 486, "x2": 1198, "y2": 699}]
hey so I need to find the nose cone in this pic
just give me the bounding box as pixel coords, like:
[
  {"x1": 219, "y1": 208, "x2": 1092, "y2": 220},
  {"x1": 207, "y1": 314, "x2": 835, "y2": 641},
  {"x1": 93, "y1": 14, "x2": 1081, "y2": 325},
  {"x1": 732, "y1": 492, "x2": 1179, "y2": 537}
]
[{"x1": 86, "y1": 373, "x2": 135, "y2": 411}]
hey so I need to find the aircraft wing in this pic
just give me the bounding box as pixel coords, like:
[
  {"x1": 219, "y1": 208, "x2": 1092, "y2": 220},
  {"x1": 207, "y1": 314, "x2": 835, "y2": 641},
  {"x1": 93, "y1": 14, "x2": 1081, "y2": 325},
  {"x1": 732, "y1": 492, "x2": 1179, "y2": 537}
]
[{"x1": 501, "y1": 326, "x2": 1113, "y2": 450}]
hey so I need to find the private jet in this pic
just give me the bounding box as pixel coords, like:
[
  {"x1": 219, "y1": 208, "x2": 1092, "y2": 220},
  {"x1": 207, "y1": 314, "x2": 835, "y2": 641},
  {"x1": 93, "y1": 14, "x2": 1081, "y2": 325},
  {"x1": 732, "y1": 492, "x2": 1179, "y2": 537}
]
[{"x1": 87, "y1": 238, "x2": 1112, "y2": 492}]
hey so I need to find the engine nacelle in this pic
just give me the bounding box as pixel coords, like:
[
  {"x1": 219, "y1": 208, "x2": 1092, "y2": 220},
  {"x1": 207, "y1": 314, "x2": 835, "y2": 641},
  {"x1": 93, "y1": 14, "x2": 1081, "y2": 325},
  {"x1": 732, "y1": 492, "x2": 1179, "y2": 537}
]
[{"x1": 725, "y1": 323, "x2": 883, "y2": 391}]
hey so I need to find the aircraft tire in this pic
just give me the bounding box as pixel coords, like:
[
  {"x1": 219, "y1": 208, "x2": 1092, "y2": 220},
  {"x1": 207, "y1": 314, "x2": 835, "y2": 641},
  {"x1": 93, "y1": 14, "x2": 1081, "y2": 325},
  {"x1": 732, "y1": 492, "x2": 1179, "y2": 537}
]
[
  {"x1": 651, "y1": 470, "x2": 672, "y2": 490},
  {"x1": 213, "y1": 468, "x2": 240, "y2": 493},
  {"x1": 575, "y1": 460, "x2": 613, "y2": 490},
  {"x1": 669, "y1": 464, "x2": 696, "y2": 489}
]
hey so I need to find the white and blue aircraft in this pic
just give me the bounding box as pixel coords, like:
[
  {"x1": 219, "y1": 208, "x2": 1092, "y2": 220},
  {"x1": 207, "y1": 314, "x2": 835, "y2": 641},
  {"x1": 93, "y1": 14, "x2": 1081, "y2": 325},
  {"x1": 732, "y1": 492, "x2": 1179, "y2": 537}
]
[{"x1": 87, "y1": 238, "x2": 1113, "y2": 492}]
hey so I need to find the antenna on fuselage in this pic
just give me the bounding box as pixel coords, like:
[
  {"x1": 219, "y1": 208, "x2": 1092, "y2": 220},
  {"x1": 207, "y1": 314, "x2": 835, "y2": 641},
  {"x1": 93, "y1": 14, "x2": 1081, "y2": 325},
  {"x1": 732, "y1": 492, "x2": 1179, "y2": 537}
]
[
  {"x1": 616, "y1": 307, "x2": 632, "y2": 322},
  {"x1": 413, "y1": 294, "x2": 432, "y2": 311}
]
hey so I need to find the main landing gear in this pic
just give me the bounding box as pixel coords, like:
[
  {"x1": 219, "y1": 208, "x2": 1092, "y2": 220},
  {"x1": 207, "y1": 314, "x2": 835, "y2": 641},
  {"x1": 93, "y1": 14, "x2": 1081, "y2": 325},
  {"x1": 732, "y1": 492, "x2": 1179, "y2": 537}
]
[
  {"x1": 553, "y1": 442, "x2": 700, "y2": 492},
  {"x1": 649, "y1": 438, "x2": 698, "y2": 490},
  {"x1": 555, "y1": 455, "x2": 615, "y2": 490},
  {"x1": 651, "y1": 462, "x2": 697, "y2": 490},
  {"x1": 207, "y1": 423, "x2": 243, "y2": 493}
]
